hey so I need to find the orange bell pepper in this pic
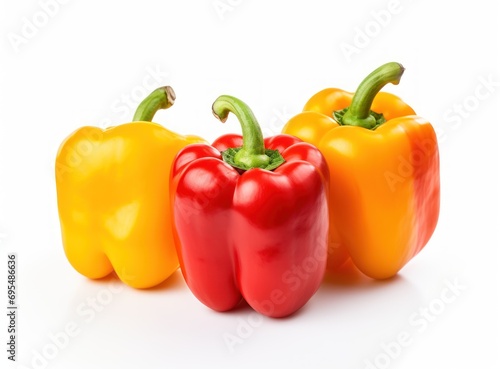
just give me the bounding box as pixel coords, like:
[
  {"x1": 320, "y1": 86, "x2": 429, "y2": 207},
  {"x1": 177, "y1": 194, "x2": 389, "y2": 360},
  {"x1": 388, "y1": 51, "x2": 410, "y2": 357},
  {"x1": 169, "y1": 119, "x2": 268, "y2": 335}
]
[
  {"x1": 55, "y1": 87, "x2": 206, "y2": 288},
  {"x1": 282, "y1": 62, "x2": 440, "y2": 279}
]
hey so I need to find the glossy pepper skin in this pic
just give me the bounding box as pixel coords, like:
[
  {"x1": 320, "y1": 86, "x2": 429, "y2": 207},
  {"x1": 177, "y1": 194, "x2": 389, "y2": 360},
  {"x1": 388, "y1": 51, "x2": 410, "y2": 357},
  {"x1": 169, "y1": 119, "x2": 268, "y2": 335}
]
[
  {"x1": 172, "y1": 96, "x2": 329, "y2": 318},
  {"x1": 282, "y1": 63, "x2": 440, "y2": 279},
  {"x1": 55, "y1": 87, "x2": 205, "y2": 288}
]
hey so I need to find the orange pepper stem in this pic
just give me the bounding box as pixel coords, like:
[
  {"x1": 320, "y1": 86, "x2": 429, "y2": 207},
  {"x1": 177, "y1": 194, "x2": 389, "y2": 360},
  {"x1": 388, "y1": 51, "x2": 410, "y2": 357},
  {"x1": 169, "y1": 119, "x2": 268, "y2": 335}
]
[
  {"x1": 133, "y1": 86, "x2": 176, "y2": 122},
  {"x1": 340, "y1": 62, "x2": 405, "y2": 129}
]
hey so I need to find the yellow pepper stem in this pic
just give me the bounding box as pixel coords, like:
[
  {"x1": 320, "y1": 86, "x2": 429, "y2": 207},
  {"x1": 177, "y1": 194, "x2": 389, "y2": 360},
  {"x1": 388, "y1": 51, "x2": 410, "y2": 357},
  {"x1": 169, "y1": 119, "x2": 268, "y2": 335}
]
[
  {"x1": 133, "y1": 86, "x2": 176, "y2": 122},
  {"x1": 339, "y1": 62, "x2": 405, "y2": 129}
]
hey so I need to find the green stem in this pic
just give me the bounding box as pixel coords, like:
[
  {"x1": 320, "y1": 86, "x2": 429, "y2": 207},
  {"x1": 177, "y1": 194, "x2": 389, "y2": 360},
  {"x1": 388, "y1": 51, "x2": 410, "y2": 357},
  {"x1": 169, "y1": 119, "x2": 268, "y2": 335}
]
[
  {"x1": 213, "y1": 95, "x2": 284, "y2": 171},
  {"x1": 340, "y1": 62, "x2": 405, "y2": 129},
  {"x1": 132, "y1": 86, "x2": 176, "y2": 122}
]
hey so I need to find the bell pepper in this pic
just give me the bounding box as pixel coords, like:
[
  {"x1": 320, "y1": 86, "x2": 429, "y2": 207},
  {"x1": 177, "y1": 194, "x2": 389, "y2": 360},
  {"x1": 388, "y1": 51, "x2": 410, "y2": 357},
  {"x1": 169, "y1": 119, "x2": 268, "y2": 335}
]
[
  {"x1": 55, "y1": 86, "x2": 206, "y2": 288},
  {"x1": 172, "y1": 95, "x2": 329, "y2": 317},
  {"x1": 282, "y1": 62, "x2": 440, "y2": 279}
]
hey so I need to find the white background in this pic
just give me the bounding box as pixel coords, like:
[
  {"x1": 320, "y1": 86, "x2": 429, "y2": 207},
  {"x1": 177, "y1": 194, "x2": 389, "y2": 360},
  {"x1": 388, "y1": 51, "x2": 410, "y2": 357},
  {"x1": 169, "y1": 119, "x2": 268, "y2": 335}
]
[{"x1": 1, "y1": 0, "x2": 499, "y2": 368}]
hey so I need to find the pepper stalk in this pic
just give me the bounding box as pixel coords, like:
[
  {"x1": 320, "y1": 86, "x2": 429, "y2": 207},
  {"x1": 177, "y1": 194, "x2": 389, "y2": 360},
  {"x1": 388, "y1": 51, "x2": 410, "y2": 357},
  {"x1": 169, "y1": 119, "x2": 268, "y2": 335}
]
[
  {"x1": 334, "y1": 62, "x2": 405, "y2": 129},
  {"x1": 212, "y1": 95, "x2": 285, "y2": 171}
]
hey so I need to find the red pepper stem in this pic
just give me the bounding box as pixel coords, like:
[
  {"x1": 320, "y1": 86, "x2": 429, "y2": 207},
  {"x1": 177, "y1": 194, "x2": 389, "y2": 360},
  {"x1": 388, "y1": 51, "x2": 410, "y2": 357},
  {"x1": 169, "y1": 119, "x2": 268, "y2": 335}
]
[
  {"x1": 132, "y1": 86, "x2": 176, "y2": 122},
  {"x1": 342, "y1": 62, "x2": 405, "y2": 129},
  {"x1": 212, "y1": 95, "x2": 271, "y2": 169}
]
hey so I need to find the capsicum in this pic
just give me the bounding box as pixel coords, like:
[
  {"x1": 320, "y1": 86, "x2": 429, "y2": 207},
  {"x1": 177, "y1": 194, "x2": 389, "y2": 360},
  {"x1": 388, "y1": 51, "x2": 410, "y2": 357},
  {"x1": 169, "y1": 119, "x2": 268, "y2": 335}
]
[
  {"x1": 172, "y1": 95, "x2": 329, "y2": 317},
  {"x1": 282, "y1": 62, "x2": 440, "y2": 279},
  {"x1": 55, "y1": 86, "x2": 206, "y2": 288}
]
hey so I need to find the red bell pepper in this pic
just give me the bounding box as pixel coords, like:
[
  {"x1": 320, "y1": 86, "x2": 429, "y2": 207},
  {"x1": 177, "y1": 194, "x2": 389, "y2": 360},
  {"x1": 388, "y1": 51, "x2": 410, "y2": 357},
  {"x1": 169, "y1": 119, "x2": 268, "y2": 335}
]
[{"x1": 172, "y1": 95, "x2": 329, "y2": 318}]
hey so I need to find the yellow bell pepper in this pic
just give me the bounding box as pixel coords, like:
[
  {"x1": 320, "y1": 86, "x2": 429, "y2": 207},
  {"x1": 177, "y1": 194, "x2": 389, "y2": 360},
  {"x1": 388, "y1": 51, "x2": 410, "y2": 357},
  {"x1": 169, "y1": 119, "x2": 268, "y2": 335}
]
[
  {"x1": 282, "y1": 63, "x2": 440, "y2": 279},
  {"x1": 55, "y1": 86, "x2": 206, "y2": 288}
]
